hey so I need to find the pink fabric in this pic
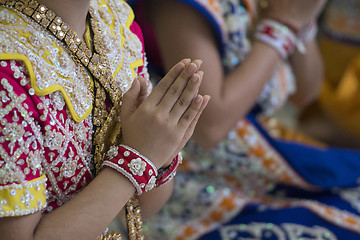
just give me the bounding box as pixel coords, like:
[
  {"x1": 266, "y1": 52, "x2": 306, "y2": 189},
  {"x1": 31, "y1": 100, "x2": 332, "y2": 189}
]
[
  {"x1": 130, "y1": 20, "x2": 148, "y2": 76},
  {"x1": 0, "y1": 9, "x2": 147, "y2": 216},
  {"x1": 0, "y1": 60, "x2": 94, "y2": 213},
  {"x1": 133, "y1": 2, "x2": 163, "y2": 69}
]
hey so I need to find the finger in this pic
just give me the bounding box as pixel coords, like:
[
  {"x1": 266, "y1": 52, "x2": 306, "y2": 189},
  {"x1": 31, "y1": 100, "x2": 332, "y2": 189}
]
[
  {"x1": 146, "y1": 58, "x2": 191, "y2": 105},
  {"x1": 169, "y1": 71, "x2": 203, "y2": 120},
  {"x1": 182, "y1": 95, "x2": 211, "y2": 140},
  {"x1": 177, "y1": 93, "x2": 205, "y2": 130},
  {"x1": 157, "y1": 60, "x2": 202, "y2": 111},
  {"x1": 192, "y1": 59, "x2": 203, "y2": 70},
  {"x1": 121, "y1": 78, "x2": 140, "y2": 120},
  {"x1": 137, "y1": 76, "x2": 150, "y2": 104}
]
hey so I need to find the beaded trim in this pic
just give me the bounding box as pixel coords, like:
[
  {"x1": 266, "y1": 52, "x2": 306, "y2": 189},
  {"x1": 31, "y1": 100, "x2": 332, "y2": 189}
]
[
  {"x1": 0, "y1": 0, "x2": 114, "y2": 98},
  {"x1": 98, "y1": 232, "x2": 122, "y2": 240},
  {"x1": 0, "y1": 0, "x2": 145, "y2": 238},
  {"x1": 0, "y1": 174, "x2": 47, "y2": 217},
  {"x1": 126, "y1": 196, "x2": 144, "y2": 240},
  {"x1": 103, "y1": 145, "x2": 158, "y2": 195}
]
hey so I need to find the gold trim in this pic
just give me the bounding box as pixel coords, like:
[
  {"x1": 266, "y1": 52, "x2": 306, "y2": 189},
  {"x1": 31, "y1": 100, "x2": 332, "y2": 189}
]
[
  {"x1": 0, "y1": 53, "x2": 93, "y2": 122},
  {"x1": 0, "y1": 1, "x2": 145, "y2": 238}
]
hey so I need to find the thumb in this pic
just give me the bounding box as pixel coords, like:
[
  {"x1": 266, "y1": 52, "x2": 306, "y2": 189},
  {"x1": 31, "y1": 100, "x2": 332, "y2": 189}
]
[{"x1": 121, "y1": 77, "x2": 140, "y2": 120}]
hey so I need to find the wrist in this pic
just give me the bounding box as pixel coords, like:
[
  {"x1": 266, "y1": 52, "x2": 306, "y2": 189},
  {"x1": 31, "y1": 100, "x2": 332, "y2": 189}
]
[
  {"x1": 255, "y1": 18, "x2": 297, "y2": 59},
  {"x1": 102, "y1": 144, "x2": 158, "y2": 195},
  {"x1": 254, "y1": 18, "x2": 318, "y2": 58},
  {"x1": 156, "y1": 152, "x2": 182, "y2": 187},
  {"x1": 161, "y1": 158, "x2": 175, "y2": 169},
  {"x1": 262, "y1": 17, "x2": 301, "y2": 35}
]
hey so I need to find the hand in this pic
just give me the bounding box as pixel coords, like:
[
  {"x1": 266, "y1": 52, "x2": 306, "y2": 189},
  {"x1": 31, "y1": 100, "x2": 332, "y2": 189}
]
[
  {"x1": 121, "y1": 59, "x2": 210, "y2": 169},
  {"x1": 163, "y1": 70, "x2": 210, "y2": 168},
  {"x1": 263, "y1": 0, "x2": 327, "y2": 31}
]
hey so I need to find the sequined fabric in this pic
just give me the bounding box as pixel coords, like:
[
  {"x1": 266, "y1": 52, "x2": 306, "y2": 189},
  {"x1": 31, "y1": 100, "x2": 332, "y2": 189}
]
[{"x1": 0, "y1": 0, "x2": 148, "y2": 219}]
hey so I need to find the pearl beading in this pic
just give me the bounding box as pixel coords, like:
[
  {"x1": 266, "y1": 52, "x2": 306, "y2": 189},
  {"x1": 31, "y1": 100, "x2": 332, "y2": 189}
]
[{"x1": 103, "y1": 144, "x2": 158, "y2": 195}]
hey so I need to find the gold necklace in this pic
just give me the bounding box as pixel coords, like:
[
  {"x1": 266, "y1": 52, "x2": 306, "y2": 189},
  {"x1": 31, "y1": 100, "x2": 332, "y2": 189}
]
[{"x1": 0, "y1": 1, "x2": 144, "y2": 239}]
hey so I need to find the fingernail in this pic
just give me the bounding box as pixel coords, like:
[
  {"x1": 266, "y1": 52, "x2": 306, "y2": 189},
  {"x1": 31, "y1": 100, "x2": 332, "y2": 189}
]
[
  {"x1": 188, "y1": 63, "x2": 196, "y2": 73},
  {"x1": 195, "y1": 94, "x2": 202, "y2": 103},
  {"x1": 177, "y1": 61, "x2": 185, "y2": 69},
  {"x1": 181, "y1": 58, "x2": 191, "y2": 65},
  {"x1": 192, "y1": 73, "x2": 199, "y2": 83}
]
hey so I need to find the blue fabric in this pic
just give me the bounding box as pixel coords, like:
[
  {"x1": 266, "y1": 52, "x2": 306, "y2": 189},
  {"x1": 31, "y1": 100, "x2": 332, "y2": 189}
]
[
  {"x1": 199, "y1": 206, "x2": 360, "y2": 240},
  {"x1": 128, "y1": 0, "x2": 360, "y2": 239},
  {"x1": 248, "y1": 114, "x2": 360, "y2": 189}
]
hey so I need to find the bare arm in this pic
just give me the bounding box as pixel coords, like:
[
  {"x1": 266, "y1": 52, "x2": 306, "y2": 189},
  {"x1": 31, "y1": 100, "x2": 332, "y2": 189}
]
[
  {"x1": 289, "y1": 40, "x2": 324, "y2": 108},
  {"x1": 0, "y1": 169, "x2": 135, "y2": 240},
  {"x1": 147, "y1": 0, "x2": 324, "y2": 149},
  {"x1": 0, "y1": 59, "x2": 209, "y2": 240},
  {"x1": 138, "y1": 179, "x2": 174, "y2": 219},
  {"x1": 0, "y1": 172, "x2": 173, "y2": 239},
  {"x1": 148, "y1": 1, "x2": 282, "y2": 148}
]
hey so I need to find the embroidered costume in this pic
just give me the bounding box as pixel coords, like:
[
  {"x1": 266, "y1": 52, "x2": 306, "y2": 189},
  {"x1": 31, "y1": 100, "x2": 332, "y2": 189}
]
[
  {"x1": 130, "y1": 0, "x2": 360, "y2": 239},
  {"x1": 0, "y1": 0, "x2": 149, "y2": 238}
]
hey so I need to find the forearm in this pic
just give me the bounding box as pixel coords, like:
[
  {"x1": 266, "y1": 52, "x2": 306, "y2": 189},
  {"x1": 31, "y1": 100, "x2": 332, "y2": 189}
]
[
  {"x1": 0, "y1": 169, "x2": 136, "y2": 240},
  {"x1": 193, "y1": 41, "x2": 282, "y2": 148},
  {"x1": 137, "y1": 179, "x2": 174, "y2": 219},
  {"x1": 35, "y1": 169, "x2": 134, "y2": 239},
  {"x1": 289, "y1": 39, "x2": 324, "y2": 107}
]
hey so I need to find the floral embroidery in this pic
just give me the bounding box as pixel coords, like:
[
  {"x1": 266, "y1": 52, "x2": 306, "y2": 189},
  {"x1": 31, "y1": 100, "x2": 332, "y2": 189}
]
[
  {"x1": 128, "y1": 158, "x2": 146, "y2": 176},
  {"x1": 1, "y1": 122, "x2": 25, "y2": 143},
  {"x1": 107, "y1": 146, "x2": 119, "y2": 159},
  {"x1": 0, "y1": 0, "x2": 146, "y2": 217},
  {"x1": 145, "y1": 175, "x2": 156, "y2": 192},
  {"x1": 26, "y1": 150, "x2": 42, "y2": 170},
  {"x1": 44, "y1": 130, "x2": 64, "y2": 151}
]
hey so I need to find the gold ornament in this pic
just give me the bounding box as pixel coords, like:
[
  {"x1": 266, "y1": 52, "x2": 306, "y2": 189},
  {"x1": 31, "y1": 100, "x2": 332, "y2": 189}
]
[{"x1": 0, "y1": 1, "x2": 144, "y2": 239}]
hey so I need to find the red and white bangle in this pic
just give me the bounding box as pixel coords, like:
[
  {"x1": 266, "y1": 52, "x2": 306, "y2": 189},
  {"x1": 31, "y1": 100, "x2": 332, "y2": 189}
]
[
  {"x1": 156, "y1": 152, "x2": 183, "y2": 187},
  {"x1": 103, "y1": 144, "x2": 158, "y2": 195},
  {"x1": 255, "y1": 19, "x2": 297, "y2": 59}
]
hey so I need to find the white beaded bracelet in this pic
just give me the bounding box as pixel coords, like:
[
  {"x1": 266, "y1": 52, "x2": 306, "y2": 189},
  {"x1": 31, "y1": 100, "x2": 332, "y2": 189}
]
[{"x1": 103, "y1": 144, "x2": 158, "y2": 195}]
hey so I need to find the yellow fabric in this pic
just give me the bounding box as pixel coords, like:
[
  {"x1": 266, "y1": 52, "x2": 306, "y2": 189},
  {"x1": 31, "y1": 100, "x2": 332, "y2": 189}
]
[
  {"x1": 0, "y1": 3, "x2": 144, "y2": 123},
  {"x1": 319, "y1": 38, "x2": 360, "y2": 137},
  {"x1": 112, "y1": 2, "x2": 144, "y2": 79},
  {"x1": 0, "y1": 6, "x2": 94, "y2": 122},
  {"x1": 0, "y1": 174, "x2": 47, "y2": 217},
  {"x1": 0, "y1": 52, "x2": 94, "y2": 123}
]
